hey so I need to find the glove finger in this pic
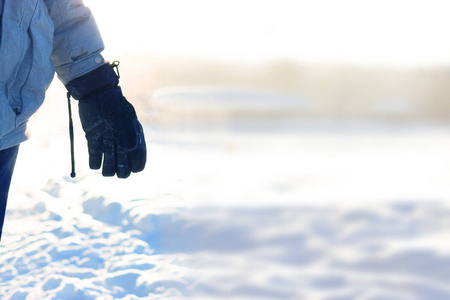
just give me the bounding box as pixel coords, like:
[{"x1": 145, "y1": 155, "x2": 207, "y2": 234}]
[
  {"x1": 129, "y1": 130, "x2": 146, "y2": 173},
  {"x1": 129, "y1": 122, "x2": 146, "y2": 173},
  {"x1": 129, "y1": 144, "x2": 146, "y2": 173},
  {"x1": 116, "y1": 147, "x2": 131, "y2": 179},
  {"x1": 87, "y1": 137, "x2": 102, "y2": 170},
  {"x1": 102, "y1": 137, "x2": 116, "y2": 177}
]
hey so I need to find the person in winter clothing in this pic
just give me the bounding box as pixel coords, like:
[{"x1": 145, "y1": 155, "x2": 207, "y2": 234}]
[{"x1": 0, "y1": 0, "x2": 147, "y2": 240}]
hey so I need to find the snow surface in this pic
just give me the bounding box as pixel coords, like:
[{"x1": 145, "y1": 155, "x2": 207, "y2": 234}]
[{"x1": 3, "y1": 99, "x2": 450, "y2": 298}]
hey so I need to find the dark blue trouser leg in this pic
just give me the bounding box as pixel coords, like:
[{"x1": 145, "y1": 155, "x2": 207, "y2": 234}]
[{"x1": 0, "y1": 145, "x2": 19, "y2": 241}]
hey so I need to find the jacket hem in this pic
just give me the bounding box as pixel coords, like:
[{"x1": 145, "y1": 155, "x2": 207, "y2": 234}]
[{"x1": 0, "y1": 123, "x2": 28, "y2": 151}]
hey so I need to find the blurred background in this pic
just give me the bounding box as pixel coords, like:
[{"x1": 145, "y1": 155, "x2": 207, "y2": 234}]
[
  {"x1": 14, "y1": 0, "x2": 450, "y2": 299},
  {"x1": 42, "y1": 0, "x2": 450, "y2": 126}
]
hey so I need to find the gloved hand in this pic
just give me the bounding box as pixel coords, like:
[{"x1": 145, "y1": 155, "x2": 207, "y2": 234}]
[{"x1": 65, "y1": 63, "x2": 146, "y2": 178}]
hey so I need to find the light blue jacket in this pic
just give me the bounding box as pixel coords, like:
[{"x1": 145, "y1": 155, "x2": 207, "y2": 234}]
[{"x1": 0, "y1": 0, "x2": 106, "y2": 150}]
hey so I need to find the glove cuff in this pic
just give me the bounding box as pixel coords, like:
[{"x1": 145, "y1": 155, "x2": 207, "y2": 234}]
[{"x1": 65, "y1": 64, "x2": 119, "y2": 100}]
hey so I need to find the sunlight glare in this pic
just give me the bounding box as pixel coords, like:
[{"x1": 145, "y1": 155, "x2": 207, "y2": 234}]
[{"x1": 84, "y1": 0, "x2": 450, "y2": 65}]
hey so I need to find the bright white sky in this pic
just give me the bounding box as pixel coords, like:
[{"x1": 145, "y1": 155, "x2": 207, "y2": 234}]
[{"x1": 84, "y1": 0, "x2": 450, "y2": 66}]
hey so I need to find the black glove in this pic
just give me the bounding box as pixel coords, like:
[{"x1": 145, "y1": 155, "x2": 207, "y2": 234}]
[{"x1": 66, "y1": 64, "x2": 146, "y2": 178}]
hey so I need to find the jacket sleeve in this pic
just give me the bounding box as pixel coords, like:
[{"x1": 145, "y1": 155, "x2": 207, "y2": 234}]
[{"x1": 43, "y1": 0, "x2": 106, "y2": 85}]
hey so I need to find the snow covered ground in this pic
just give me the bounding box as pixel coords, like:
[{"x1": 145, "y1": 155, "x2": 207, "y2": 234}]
[{"x1": 3, "y1": 94, "x2": 450, "y2": 299}]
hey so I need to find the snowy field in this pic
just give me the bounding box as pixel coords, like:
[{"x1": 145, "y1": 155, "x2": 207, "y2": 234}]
[{"x1": 3, "y1": 98, "x2": 450, "y2": 299}]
